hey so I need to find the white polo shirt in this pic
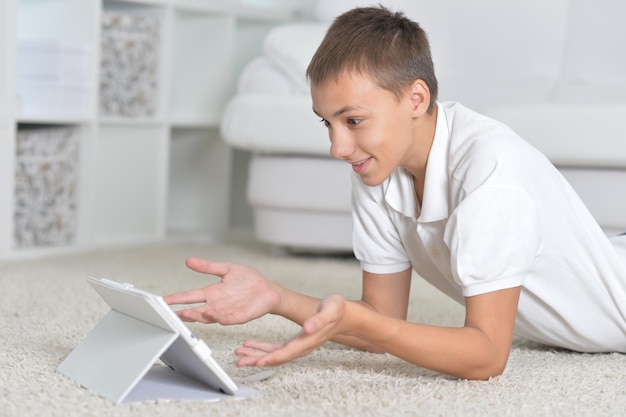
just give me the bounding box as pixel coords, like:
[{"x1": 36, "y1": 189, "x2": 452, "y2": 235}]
[{"x1": 352, "y1": 101, "x2": 626, "y2": 352}]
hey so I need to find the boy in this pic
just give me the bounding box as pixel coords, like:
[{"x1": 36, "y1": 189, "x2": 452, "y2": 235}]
[{"x1": 164, "y1": 6, "x2": 626, "y2": 380}]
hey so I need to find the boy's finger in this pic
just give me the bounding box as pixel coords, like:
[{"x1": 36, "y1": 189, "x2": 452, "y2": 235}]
[
  {"x1": 242, "y1": 340, "x2": 284, "y2": 352},
  {"x1": 163, "y1": 288, "x2": 207, "y2": 305},
  {"x1": 185, "y1": 258, "x2": 231, "y2": 277}
]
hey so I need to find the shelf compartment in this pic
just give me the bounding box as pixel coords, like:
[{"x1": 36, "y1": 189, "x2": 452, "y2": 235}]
[
  {"x1": 15, "y1": 41, "x2": 93, "y2": 119},
  {"x1": 17, "y1": 0, "x2": 97, "y2": 119},
  {"x1": 18, "y1": 0, "x2": 97, "y2": 43},
  {"x1": 91, "y1": 124, "x2": 168, "y2": 244}
]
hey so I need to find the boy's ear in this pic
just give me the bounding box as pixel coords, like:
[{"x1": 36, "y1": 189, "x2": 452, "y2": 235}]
[{"x1": 408, "y1": 79, "x2": 431, "y2": 116}]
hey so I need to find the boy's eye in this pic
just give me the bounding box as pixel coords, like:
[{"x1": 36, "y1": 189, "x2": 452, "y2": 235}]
[
  {"x1": 319, "y1": 118, "x2": 330, "y2": 127},
  {"x1": 347, "y1": 118, "x2": 362, "y2": 126}
]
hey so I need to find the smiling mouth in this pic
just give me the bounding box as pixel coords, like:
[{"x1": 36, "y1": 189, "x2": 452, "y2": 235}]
[{"x1": 350, "y1": 158, "x2": 370, "y2": 166}]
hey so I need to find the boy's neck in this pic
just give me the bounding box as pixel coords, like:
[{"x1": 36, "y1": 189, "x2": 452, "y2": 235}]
[{"x1": 410, "y1": 104, "x2": 438, "y2": 205}]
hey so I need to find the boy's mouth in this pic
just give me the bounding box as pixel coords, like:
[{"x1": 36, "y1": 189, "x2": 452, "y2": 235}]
[
  {"x1": 351, "y1": 158, "x2": 370, "y2": 166},
  {"x1": 350, "y1": 157, "x2": 372, "y2": 174}
]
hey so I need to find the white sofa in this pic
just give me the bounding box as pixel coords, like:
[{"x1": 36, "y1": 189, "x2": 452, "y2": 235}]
[{"x1": 221, "y1": 0, "x2": 626, "y2": 251}]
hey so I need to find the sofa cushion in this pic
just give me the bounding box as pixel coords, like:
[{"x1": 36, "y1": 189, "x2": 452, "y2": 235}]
[
  {"x1": 237, "y1": 57, "x2": 298, "y2": 95},
  {"x1": 484, "y1": 104, "x2": 626, "y2": 167},
  {"x1": 262, "y1": 22, "x2": 329, "y2": 95},
  {"x1": 247, "y1": 154, "x2": 353, "y2": 250},
  {"x1": 220, "y1": 94, "x2": 329, "y2": 154},
  {"x1": 247, "y1": 155, "x2": 351, "y2": 212}
]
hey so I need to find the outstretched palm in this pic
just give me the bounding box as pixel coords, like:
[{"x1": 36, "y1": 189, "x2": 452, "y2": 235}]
[
  {"x1": 234, "y1": 294, "x2": 348, "y2": 367},
  {"x1": 164, "y1": 258, "x2": 282, "y2": 325}
]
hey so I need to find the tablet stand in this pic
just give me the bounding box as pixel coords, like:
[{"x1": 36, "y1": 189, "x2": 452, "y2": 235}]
[{"x1": 57, "y1": 309, "x2": 179, "y2": 404}]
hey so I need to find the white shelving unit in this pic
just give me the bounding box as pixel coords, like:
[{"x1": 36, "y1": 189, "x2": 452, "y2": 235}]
[
  {"x1": 0, "y1": 0, "x2": 305, "y2": 258},
  {"x1": 0, "y1": 0, "x2": 16, "y2": 256}
]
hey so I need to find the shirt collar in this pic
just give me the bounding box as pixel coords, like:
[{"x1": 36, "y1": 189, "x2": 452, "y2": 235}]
[{"x1": 384, "y1": 103, "x2": 450, "y2": 223}]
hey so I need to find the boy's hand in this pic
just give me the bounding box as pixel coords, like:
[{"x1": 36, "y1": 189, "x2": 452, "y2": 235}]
[
  {"x1": 163, "y1": 258, "x2": 282, "y2": 325},
  {"x1": 234, "y1": 294, "x2": 348, "y2": 367}
]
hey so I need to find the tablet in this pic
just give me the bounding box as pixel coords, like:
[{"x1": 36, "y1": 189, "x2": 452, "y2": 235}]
[{"x1": 87, "y1": 277, "x2": 238, "y2": 395}]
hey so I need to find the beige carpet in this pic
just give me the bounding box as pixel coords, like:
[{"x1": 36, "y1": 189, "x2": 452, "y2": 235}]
[{"x1": 1, "y1": 242, "x2": 625, "y2": 417}]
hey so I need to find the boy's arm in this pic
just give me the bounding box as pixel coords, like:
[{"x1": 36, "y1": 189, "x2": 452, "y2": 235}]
[
  {"x1": 351, "y1": 286, "x2": 521, "y2": 379},
  {"x1": 276, "y1": 269, "x2": 412, "y2": 351},
  {"x1": 236, "y1": 285, "x2": 521, "y2": 380},
  {"x1": 164, "y1": 258, "x2": 411, "y2": 351}
]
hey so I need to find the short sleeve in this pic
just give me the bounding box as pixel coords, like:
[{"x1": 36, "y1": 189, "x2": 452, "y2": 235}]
[
  {"x1": 444, "y1": 185, "x2": 542, "y2": 296},
  {"x1": 351, "y1": 174, "x2": 412, "y2": 274}
]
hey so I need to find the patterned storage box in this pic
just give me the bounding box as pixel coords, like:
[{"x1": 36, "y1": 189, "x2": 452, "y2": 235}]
[
  {"x1": 99, "y1": 11, "x2": 161, "y2": 118},
  {"x1": 14, "y1": 126, "x2": 80, "y2": 248}
]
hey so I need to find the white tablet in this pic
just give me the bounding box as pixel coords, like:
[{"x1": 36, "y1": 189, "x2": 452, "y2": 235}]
[{"x1": 86, "y1": 277, "x2": 239, "y2": 396}]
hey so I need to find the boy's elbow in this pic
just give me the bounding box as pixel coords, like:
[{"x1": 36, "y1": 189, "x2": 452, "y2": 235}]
[
  {"x1": 464, "y1": 364, "x2": 506, "y2": 380},
  {"x1": 461, "y1": 356, "x2": 508, "y2": 380}
]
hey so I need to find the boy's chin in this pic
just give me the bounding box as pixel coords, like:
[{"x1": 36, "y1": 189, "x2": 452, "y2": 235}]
[{"x1": 358, "y1": 174, "x2": 389, "y2": 187}]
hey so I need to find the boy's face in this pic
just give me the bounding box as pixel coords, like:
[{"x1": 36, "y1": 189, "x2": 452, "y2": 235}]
[{"x1": 311, "y1": 71, "x2": 423, "y2": 187}]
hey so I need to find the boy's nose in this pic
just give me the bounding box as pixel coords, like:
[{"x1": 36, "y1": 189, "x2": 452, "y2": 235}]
[{"x1": 329, "y1": 131, "x2": 354, "y2": 160}]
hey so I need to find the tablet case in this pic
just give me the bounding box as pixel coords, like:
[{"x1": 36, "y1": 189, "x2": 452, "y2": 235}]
[
  {"x1": 58, "y1": 308, "x2": 178, "y2": 404},
  {"x1": 57, "y1": 278, "x2": 239, "y2": 404}
]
